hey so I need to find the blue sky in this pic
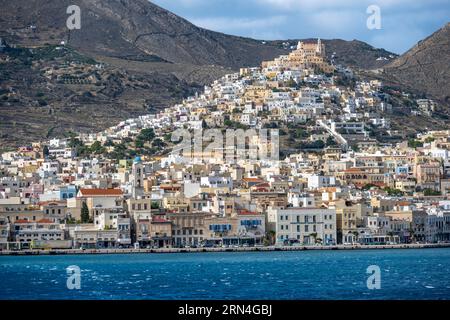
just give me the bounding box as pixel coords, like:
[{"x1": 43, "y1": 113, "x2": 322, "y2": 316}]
[{"x1": 151, "y1": 0, "x2": 449, "y2": 54}]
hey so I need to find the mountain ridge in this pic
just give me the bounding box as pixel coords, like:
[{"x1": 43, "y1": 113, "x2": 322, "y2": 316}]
[
  {"x1": 384, "y1": 22, "x2": 450, "y2": 104},
  {"x1": 0, "y1": 0, "x2": 396, "y2": 69},
  {"x1": 0, "y1": 0, "x2": 445, "y2": 149}
]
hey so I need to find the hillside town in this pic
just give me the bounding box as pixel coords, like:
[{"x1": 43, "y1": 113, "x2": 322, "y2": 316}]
[{"x1": 1, "y1": 40, "x2": 450, "y2": 251}]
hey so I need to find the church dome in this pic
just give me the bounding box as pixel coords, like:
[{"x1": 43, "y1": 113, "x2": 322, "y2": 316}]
[{"x1": 133, "y1": 156, "x2": 142, "y2": 164}]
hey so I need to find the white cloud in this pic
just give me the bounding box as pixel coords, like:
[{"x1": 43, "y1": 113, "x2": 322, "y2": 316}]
[
  {"x1": 151, "y1": 0, "x2": 450, "y2": 53},
  {"x1": 191, "y1": 15, "x2": 287, "y2": 38}
]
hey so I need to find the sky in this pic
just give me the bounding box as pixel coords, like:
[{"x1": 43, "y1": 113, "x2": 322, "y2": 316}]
[{"x1": 151, "y1": 0, "x2": 449, "y2": 54}]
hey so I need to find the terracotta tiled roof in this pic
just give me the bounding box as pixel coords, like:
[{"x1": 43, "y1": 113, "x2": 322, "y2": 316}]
[
  {"x1": 254, "y1": 182, "x2": 270, "y2": 188},
  {"x1": 243, "y1": 178, "x2": 263, "y2": 182},
  {"x1": 160, "y1": 185, "x2": 181, "y2": 190},
  {"x1": 79, "y1": 188, "x2": 123, "y2": 197},
  {"x1": 14, "y1": 219, "x2": 30, "y2": 224},
  {"x1": 238, "y1": 210, "x2": 259, "y2": 216},
  {"x1": 152, "y1": 217, "x2": 171, "y2": 223},
  {"x1": 38, "y1": 200, "x2": 65, "y2": 206},
  {"x1": 345, "y1": 168, "x2": 364, "y2": 173},
  {"x1": 37, "y1": 218, "x2": 54, "y2": 224}
]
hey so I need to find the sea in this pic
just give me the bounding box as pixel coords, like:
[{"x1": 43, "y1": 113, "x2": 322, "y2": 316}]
[{"x1": 1, "y1": 248, "x2": 450, "y2": 300}]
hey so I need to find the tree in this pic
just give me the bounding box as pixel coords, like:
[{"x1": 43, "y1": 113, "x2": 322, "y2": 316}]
[
  {"x1": 266, "y1": 230, "x2": 276, "y2": 245},
  {"x1": 286, "y1": 78, "x2": 297, "y2": 88},
  {"x1": 300, "y1": 140, "x2": 325, "y2": 150},
  {"x1": 135, "y1": 139, "x2": 144, "y2": 149},
  {"x1": 408, "y1": 139, "x2": 423, "y2": 149},
  {"x1": 163, "y1": 133, "x2": 172, "y2": 142},
  {"x1": 151, "y1": 202, "x2": 160, "y2": 210},
  {"x1": 152, "y1": 138, "x2": 166, "y2": 149},
  {"x1": 310, "y1": 232, "x2": 318, "y2": 244},
  {"x1": 138, "y1": 128, "x2": 155, "y2": 142},
  {"x1": 68, "y1": 137, "x2": 83, "y2": 148},
  {"x1": 68, "y1": 137, "x2": 90, "y2": 157},
  {"x1": 104, "y1": 140, "x2": 114, "y2": 147},
  {"x1": 424, "y1": 189, "x2": 441, "y2": 196},
  {"x1": 362, "y1": 183, "x2": 378, "y2": 190},
  {"x1": 387, "y1": 231, "x2": 395, "y2": 244},
  {"x1": 89, "y1": 141, "x2": 105, "y2": 154},
  {"x1": 408, "y1": 228, "x2": 416, "y2": 243},
  {"x1": 326, "y1": 136, "x2": 337, "y2": 147},
  {"x1": 43, "y1": 145, "x2": 49, "y2": 158},
  {"x1": 293, "y1": 127, "x2": 309, "y2": 139},
  {"x1": 81, "y1": 202, "x2": 90, "y2": 223},
  {"x1": 384, "y1": 187, "x2": 404, "y2": 196}
]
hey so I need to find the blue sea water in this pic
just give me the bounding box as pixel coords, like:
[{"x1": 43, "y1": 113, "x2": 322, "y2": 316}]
[{"x1": 1, "y1": 248, "x2": 450, "y2": 300}]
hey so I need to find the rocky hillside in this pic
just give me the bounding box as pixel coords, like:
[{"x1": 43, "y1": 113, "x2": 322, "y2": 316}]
[
  {"x1": 0, "y1": 0, "x2": 287, "y2": 68},
  {"x1": 0, "y1": 0, "x2": 395, "y2": 68},
  {"x1": 0, "y1": 0, "x2": 413, "y2": 150},
  {"x1": 384, "y1": 23, "x2": 450, "y2": 105}
]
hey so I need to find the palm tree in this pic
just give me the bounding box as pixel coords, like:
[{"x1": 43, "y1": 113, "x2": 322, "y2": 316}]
[
  {"x1": 81, "y1": 202, "x2": 90, "y2": 223},
  {"x1": 266, "y1": 231, "x2": 276, "y2": 245},
  {"x1": 387, "y1": 231, "x2": 395, "y2": 244},
  {"x1": 310, "y1": 232, "x2": 318, "y2": 244},
  {"x1": 350, "y1": 231, "x2": 359, "y2": 244},
  {"x1": 408, "y1": 228, "x2": 416, "y2": 243}
]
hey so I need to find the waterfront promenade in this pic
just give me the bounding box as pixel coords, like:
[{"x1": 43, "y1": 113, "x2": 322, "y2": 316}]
[{"x1": 2, "y1": 243, "x2": 450, "y2": 256}]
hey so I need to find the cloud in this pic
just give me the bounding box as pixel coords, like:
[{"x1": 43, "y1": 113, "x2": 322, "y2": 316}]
[
  {"x1": 151, "y1": 0, "x2": 450, "y2": 54},
  {"x1": 191, "y1": 16, "x2": 287, "y2": 39}
]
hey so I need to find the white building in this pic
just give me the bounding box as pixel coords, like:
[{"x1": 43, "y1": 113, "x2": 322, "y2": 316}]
[
  {"x1": 268, "y1": 207, "x2": 337, "y2": 245},
  {"x1": 200, "y1": 176, "x2": 233, "y2": 190},
  {"x1": 308, "y1": 175, "x2": 336, "y2": 189}
]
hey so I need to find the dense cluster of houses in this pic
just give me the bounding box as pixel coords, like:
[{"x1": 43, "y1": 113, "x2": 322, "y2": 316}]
[{"x1": 1, "y1": 41, "x2": 449, "y2": 250}]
